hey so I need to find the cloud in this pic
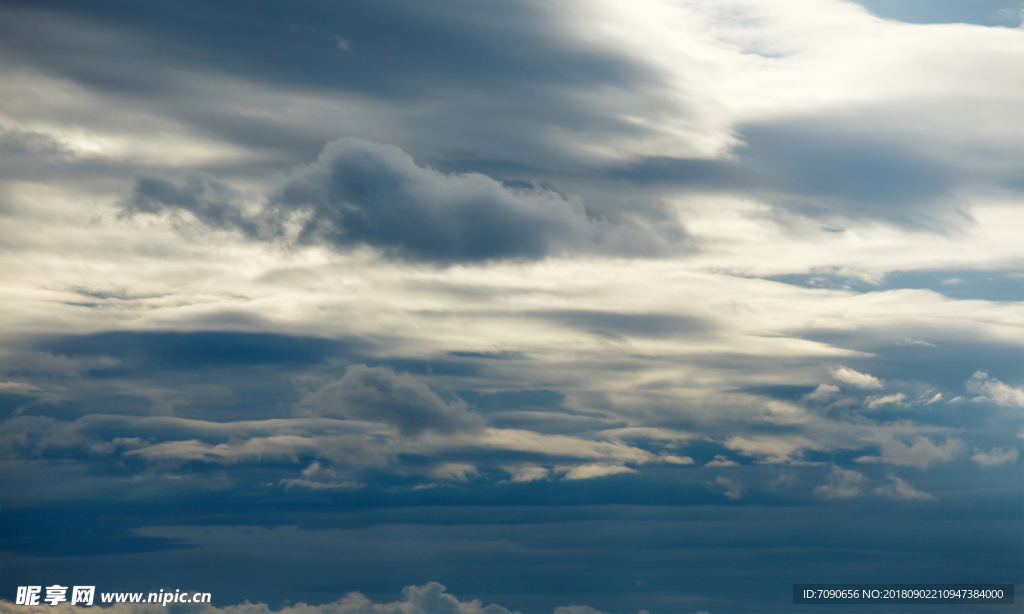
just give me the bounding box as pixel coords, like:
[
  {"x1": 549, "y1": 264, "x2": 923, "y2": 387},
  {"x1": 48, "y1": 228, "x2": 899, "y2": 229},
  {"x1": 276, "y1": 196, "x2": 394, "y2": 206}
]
[
  {"x1": 123, "y1": 436, "x2": 318, "y2": 465},
  {"x1": 272, "y1": 139, "x2": 600, "y2": 262},
  {"x1": 856, "y1": 436, "x2": 964, "y2": 469},
  {"x1": 123, "y1": 172, "x2": 274, "y2": 240},
  {"x1": 966, "y1": 371, "x2": 1024, "y2": 408},
  {"x1": 429, "y1": 463, "x2": 478, "y2": 481},
  {"x1": 125, "y1": 139, "x2": 682, "y2": 263},
  {"x1": 0, "y1": 409, "x2": 673, "y2": 488},
  {"x1": 724, "y1": 435, "x2": 824, "y2": 464},
  {"x1": 970, "y1": 447, "x2": 1019, "y2": 467},
  {"x1": 873, "y1": 474, "x2": 935, "y2": 501},
  {"x1": 553, "y1": 607, "x2": 607, "y2": 614},
  {"x1": 831, "y1": 367, "x2": 883, "y2": 389},
  {"x1": 708, "y1": 476, "x2": 743, "y2": 499},
  {"x1": 804, "y1": 383, "x2": 840, "y2": 402},
  {"x1": 299, "y1": 365, "x2": 483, "y2": 437},
  {"x1": 865, "y1": 393, "x2": 907, "y2": 410},
  {"x1": 506, "y1": 465, "x2": 549, "y2": 482},
  {"x1": 0, "y1": 583, "x2": 519, "y2": 614},
  {"x1": 558, "y1": 464, "x2": 637, "y2": 480},
  {"x1": 815, "y1": 467, "x2": 869, "y2": 499},
  {"x1": 704, "y1": 455, "x2": 738, "y2": 467},
  {"x1": 279, "y1": 478, "x2": 361, "y2": 491}
]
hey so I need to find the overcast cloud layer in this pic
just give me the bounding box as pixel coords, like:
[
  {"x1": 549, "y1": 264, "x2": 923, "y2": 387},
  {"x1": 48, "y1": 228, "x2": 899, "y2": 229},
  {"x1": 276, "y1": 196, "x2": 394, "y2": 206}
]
[{"x1": 1, "y1": 1, "x2": 1022, "y2": 612}]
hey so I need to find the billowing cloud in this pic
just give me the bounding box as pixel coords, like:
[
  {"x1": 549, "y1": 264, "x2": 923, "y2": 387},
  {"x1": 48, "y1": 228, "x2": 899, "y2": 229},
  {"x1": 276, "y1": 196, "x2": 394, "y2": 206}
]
[
  {"x1": 1, "y1": 0, "x2": 1022, "y2": 609},
  {"x1": 815, "y1": 467, "x2": 869, "y2": 499},
  {"x1": 125, "y1": 139, "x2": 682, "y2": 263},
  {"x1": 429, "y1": 463, "x2": 479, "y2": 481},
  {"x1": 0, "y1": 583, "x2": 521, "y2": 614},
  {"x1": 874, "y1": 474, "x2": 935, "y2": 501},
  {"x1": 558, "y1": 464, "x2": 636, "y2": 480},
  {"x1": 831, "y1": 367, "x2": 883, "y2": 389},
  {"x1": 124, "y1": 173, "x2": 273, "y2": 240},
  {"x1": 708, "y1": 476, "x2": 743, "y2": 500},
  {"x1": 804, "y1": 383, "x2": 840, "y2": 402},
  {"x1": 970, "y1": 447, "x2": 1019, "y2": 467},
  {"x1": 855, "y1": 436, "x2": 964, "y2": 469},
  {"x1": 506, "y1": 465, "x2": 549, "y2": 483},
  {"x1": 865, "y1": 393, "x2": 907, "y2": 410},
  {"x1": 274, "y1": 139, "x2": 598, "y2": 262},
  {"x1": 966, "y1": 371, "x2": 1024, "y2": 408},
  {"x1": 704, "y1": 455, "x2": 738, "y2": 467},
  {"x1": 724, "y1": 435, "x2": 824, "y2": 464},
  {"x1": 552, "y1": 606, "x2": 607, "y2": 614},
  {"x1": 299, "y1": 365, "x2": 483, "y2": 436}
]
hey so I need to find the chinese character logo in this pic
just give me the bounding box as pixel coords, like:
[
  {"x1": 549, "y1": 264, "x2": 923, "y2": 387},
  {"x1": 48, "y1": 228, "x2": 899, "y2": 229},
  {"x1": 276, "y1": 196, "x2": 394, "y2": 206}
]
[
  {"x1": 44, "y1": 585, "x2": 68, "y2": 606},
  {"x1": 16, "y1": 587, "x2": 42, "y2": 606},
  {"x1": 71, "y1": 587, "x2": 95, "y2": 606}
]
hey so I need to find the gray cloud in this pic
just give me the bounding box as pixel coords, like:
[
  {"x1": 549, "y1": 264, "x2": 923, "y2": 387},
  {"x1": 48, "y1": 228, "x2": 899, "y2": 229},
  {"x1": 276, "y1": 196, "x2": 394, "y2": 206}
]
[
  {"x1": 123, "y1": 139, "x2": 681, "y2": 263},
  {"x1": 273, "y1": 139, "x2": 597, "y2": 261},
  {"x1": 530, "y1": 310, "x2": 712, "y2": 340},
  {"x1": 124, "y1": 173, "x2": 275, "y2": 240},
  {"x1": 299, "y1": 364, "x2": 483, "y2": 436}
]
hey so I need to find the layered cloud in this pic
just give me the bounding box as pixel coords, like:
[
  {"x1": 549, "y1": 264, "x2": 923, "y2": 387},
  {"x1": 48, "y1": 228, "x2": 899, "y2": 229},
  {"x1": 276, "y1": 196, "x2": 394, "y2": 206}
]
[
  {"x1": 298, "y1": 365, "x2": 483, "y2": 436},
  {"x1": 124, "y1": 140, "x2": 681, "y2": 263},
  {"x1": 1, "y1": 0, "x2": 1022, "y2": 609},
  {"x1": 0, "y1": 583, "x2": 525, "y2": 614}
]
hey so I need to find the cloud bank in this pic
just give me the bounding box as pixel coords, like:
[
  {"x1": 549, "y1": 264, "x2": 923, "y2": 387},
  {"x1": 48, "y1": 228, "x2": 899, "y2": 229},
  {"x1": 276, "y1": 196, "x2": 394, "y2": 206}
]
[{"x1": 126, "y1": 139, "x2": 681, "y2": 263}]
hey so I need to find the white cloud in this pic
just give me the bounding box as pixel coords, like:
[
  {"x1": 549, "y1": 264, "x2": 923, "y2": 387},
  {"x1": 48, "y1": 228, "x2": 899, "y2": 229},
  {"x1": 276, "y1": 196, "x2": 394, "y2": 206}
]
[
  {"x1": 124, "y1": 436, "x2": 317, "y2": 465},
  {"x1": 804, "y1": 383, "x2": 840, "y2": 402},
  {"x1": 704, "y1": 455, "x2": 739, "y2": 467},
  {"x1": 970, "y1": 447, "x2": 1019, "y2": 467},
  {"x1": 429, "y1": 463, "x2": 478, "y2": 481},
  {"x1": 874, "y1": 474, "x2": 935, "y2": 501},
  {"x1": 279, "y1": 479, "x2": 361, "y2": 491},
  {"x1": 506, "y1": 465, "x2": 550, "y2": 483},
  {"x1": 724, "y1": 435, "x2": 824, "y2": 464},
  {"x1": 966, "y1": 372, "x2": 1024, "y2": 408},
  {"x1": 558, "y1": 464, "x2": 637, "y2": 480},
  {"x1": 855, "y1": 436, "x2": 964, "y2": 469},
  {"x1": 814, "y1": 467, "x2": 868, "y2": 499},
  {"x1": 0, "y1": 582, "x2": 522, "y2": 614},
  {"x1": 708, "y1": 476, "x2": 743, "y2": 499},
  {"x1": 298, "y1": 365, "x2": 483, "y2": 436},
  {"x1": 865, "y1": 393, "x2": 907, "y2": 410},
  {"x1": 553, "y1": 607, "x2": 607, "y2": 614},
  {"x1": 831, "y1": 367, "x2": 883, "y2": 389},
  {"x1": 658, "y1": 455, "x2": 695, "y2": 465}
]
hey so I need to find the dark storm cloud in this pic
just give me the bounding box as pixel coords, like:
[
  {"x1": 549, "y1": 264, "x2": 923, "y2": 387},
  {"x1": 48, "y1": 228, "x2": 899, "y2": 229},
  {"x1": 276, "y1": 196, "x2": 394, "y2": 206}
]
[
  {"x1": 126, "y1": 139, "x2": 677, "y2": 262},
  {"x1": 0, "y1": 127, "x2": 70, "y2": 161},
  {"x1": 300, "y1": 365, "x2": 483, "y2": 436},
  {"x1": 0, "y1": 0, "x2": 662, "y2": 172},
  {"x1": 2, "y1": 332, "x2": 370, "y2": 422},
  {"x1": 0, "y1": 0, "x2": 646, "y2": 100},
  {"x1": 273, "y1": 140, "x2": 596, "y2": 262},
  {"x1": 125, "y1": 173, "x2": 273, "y2": 239}
]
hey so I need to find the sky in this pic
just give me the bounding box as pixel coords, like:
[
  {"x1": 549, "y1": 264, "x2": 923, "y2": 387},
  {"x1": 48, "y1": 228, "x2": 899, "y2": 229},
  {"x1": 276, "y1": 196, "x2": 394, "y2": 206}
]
[{"x1": 1, "y1": 1, "x2": 1022, "y2": 613}]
